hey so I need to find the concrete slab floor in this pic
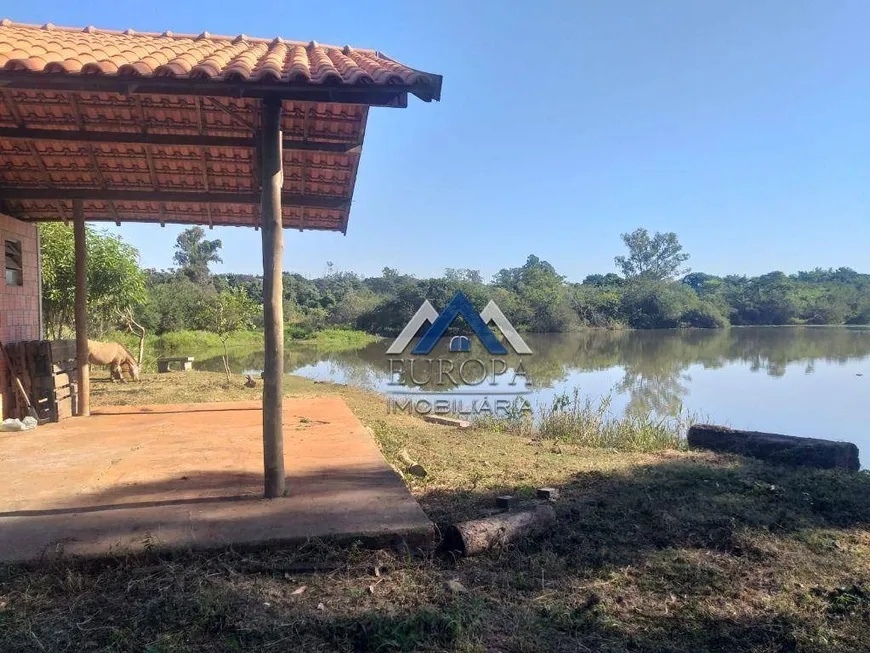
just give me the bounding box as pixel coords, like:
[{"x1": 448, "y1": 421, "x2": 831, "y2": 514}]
[{"x1": 0, "y1": 398, "x2": 434, "y2": 562}]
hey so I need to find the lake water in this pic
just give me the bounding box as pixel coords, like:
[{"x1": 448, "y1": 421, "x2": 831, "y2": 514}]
[{"x1": 198, "y1": 327, "x2": 870, "y2": 464}]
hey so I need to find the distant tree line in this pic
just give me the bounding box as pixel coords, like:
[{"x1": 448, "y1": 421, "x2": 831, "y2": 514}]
[
  {"x1": 39, "y1": 225, "x2": 870, "y2": 338},
  {"x1": 134, "y1": 227, "x2": 870, "y2": 336}
]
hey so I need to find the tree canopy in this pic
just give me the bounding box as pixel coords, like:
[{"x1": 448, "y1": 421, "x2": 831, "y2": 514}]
[
  {"x1": 198, "y1": 288, "x2": 259, "y2": 381},
  {"x1": 173, "y1": 226, "x2": 222, "y2": 285},
  {"x1": 614, "y1": 228, "x2": 691, "y2": 281},
  {"x1": 39, "y1": 223, "x2": 147, "y2": 339}
]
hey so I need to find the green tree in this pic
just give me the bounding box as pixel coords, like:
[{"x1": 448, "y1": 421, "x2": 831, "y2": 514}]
[
  {"x1": 582, "y1": 273, "x2": 624, "y2": 287},
  {"x1": 444, "y1": 268, "x2": 484, "y2": 284},
  {"x1": 198, "y1": 288, "x2": 259, "y2": 382},
  {"x1": 39, "y1": 223, "x2": 147, "y2": 339},
  {"x1": 173, "y1": 226, "x2": 222, "y2": 285},
  {"x1": 571, "y1": 284, "x2": 623, "y2": 327},
  {"x1": 493, "y1": 255, "x2": 574, "y2": 331},
  {"x1": 138, "y1": 273, "x2": 211, "y2": 334},
  {"x1": 615, "y1": 228, "x2": 691, "y2": 281}
]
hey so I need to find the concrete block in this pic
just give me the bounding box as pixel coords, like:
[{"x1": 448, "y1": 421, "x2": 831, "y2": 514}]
[
  {"x1": 536, "y1": 487, "x2": 560, "y2": 501},
  {"x1": 496, "y1": 495, "x2": 517, "y2": 510}
]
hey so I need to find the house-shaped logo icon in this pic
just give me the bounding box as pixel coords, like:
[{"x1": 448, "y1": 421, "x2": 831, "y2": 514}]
[
  {"x1": 449, "y1": 335, "x2": 471, "y2": 352},
  {"x1": 386, "y1": 292, "x2": 532, "y2": 355}
]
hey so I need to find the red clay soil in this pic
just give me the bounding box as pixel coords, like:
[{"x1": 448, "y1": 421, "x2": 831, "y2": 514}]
[{"x1": 0, "y1": 398, "x2": 433, "y2": 562}]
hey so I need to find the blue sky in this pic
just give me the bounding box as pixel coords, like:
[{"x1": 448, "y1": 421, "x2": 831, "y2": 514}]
[{"x1": 11, "y1": 1, "x2": 870, "y2": 281}]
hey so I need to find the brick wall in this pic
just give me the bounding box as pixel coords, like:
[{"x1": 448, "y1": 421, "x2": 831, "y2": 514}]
[{"x1": 0, "y1": 213, "x2": 41, "y2": 419}]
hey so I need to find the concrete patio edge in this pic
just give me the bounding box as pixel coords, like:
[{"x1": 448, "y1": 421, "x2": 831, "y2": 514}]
[{"x1": 0, "y1": 398, "x2": 435, "y2": 563}]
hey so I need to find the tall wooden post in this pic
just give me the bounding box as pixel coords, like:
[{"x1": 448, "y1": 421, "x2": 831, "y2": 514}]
[
  {"x1": 260, "y1": 96, "x2": 286, "y2": 498},
  {"x1": 73, "y1": 200, "x2": 90, "y2": 417}
]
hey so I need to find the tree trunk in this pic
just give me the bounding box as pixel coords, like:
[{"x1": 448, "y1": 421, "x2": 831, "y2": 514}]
[
  {"x1": 121, "y1": 308, "x2": 146, "y2": 367},
  {"x1": 688, "y1": 424, "x2": 860, "y2": 471},
  {"x1": 259, "y1": 96, "x2": 286, "y2": 499},
  {"x1": 444, "y1": 505, "x2": 556, "y2": 556},
  {"x1": 222, "y1": 339, "x2": 231, "y2": 384}
]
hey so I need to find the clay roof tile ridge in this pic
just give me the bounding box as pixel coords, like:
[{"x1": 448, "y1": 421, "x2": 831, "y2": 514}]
[{"x1": 0, "y1": 20, "x2": 383, "y2": 53}]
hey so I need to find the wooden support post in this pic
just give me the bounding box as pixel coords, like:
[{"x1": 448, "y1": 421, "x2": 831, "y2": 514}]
[
  {"x1": 73, "y1": 200, "x2": 90, "y2": 417},
  {"x1": 260, "y1": 97, "x2": 286, "y2": 498}
]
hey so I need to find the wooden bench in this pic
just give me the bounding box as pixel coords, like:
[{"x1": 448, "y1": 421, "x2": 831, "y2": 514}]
[{"x1": 157, "y1": 356, "x2": 195, "y2": 373}]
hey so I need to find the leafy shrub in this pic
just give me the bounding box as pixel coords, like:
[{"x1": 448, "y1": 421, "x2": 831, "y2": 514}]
[
  {"x1": 285, "y1": 323, "x2": 316, "y2": 340},
  {"x1": 679, "y1": 303, "x2": 728, "y2": 328}
]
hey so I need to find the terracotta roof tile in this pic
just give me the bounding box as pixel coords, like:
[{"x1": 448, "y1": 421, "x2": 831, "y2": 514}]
[
  {"x1": 0, "y1": 22, "x2": 441, "y2": 232},
  {"x1": 0, "y1": 20, "x2": 441, "y2": 101}
]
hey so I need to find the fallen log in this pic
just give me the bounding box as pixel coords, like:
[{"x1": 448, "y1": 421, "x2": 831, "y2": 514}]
[
  {"x1": 687, "y1": 424, "x2": 860, "y2": 471},
  {"x1": 398, "y1": 449, "x2": 427, "y2": 477},
  {"x1": 444, "y1": 505, "x2": 556, "y2": 556},
  {"x1": 423, "y1": 415, "x2": 471, "y2": 429}
]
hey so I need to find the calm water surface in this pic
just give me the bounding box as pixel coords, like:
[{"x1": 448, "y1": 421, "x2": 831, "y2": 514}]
[{"x1": 198, "y1": 327, "x2": 870, "y2": 464}]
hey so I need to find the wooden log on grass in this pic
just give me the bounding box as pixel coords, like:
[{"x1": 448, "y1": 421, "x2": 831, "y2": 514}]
[
  {"x1": 398, "y1": 449, "x2": 427, "y2": 477},
  {"x1": 444, "y1": 505, "x2": 556, "y2": 556},
  {"x1": 687, "y1": 424, "x2": 860, "y2": 471}
]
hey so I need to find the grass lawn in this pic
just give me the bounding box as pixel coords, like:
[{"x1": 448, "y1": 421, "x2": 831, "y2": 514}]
[
  {"x1": 103, "y1": 328, "x2": 380, "y2": 373},
  {"x1": 1, "y1": 372, "x2": 868, "y2": 652}
]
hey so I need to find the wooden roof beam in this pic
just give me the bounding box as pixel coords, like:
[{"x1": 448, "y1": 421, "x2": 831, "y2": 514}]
[
  {"x1": 0, "y1": 127, "x2": 360, "y2": 153},
  {"x1": 0, "y1": 72, "x2": 415, "y2": 105},
  {"x1": 0, "y1": 187, "x2": 349, "y2": 209}
]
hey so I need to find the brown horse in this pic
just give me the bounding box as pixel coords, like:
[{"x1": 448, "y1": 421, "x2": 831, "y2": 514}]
[{"x1": 87, "y1": 340, "x2": 140, "y2": 382}]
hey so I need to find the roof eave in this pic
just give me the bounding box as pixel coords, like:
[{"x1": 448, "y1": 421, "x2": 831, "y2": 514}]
[
  {"x1": 410, "y1": 74, "x2": 443, "y2": 102},
  {"x1": 0, "y1": 71, "x2": 440, "y2": 106}
]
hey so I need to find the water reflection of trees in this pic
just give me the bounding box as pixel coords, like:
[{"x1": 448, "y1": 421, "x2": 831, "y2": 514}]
[{"x1": 201, "y1": 327, "x2": 870, "y2": 415}]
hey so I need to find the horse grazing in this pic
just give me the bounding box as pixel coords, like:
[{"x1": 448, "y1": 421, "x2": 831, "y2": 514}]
[{"x1": 88, "y1": 340, "x2": 140, "y2": 382}]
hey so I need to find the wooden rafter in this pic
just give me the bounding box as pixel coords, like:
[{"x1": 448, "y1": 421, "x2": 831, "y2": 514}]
[
  {"x1": 134, "y1": 97, "x2": 161, "y2": 209},
  {"x1": 341, "y1": 105, "x2": 368, "y2": 235},
  {"x1": 195, "y1": 97, "x2": 214, "y2": 229},
  {"x1": 299, "y1": 104, "x2": 310, "y2": 232},
  {"x1": 203, "y1": 96, "x2": 256, "y2": 132},
  {"x1": 1, "y1": 89, "x2": 67, "y2": 222},
  {"x1": 69, "y1": 93, "x2": 121, "y2": 225}
]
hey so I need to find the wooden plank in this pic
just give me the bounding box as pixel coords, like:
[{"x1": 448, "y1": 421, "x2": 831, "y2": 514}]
[
  {"x1": 52, "y1": 362, "x2": 76, "y2": 376},
  {"x1": 50, "y1": 340, "x2": 77, "y2": 362},
  {"x1": 56, "y1": 396, "x2": 73, "y2": 421}
]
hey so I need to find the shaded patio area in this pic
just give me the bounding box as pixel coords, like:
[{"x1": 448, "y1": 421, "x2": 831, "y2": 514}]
[
  {"x1": 0, "y1": 20, "x2": 442, "y2": 498},
  {"x1": 0, "y1": 397, "x2": 433, "y2": 562}
]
